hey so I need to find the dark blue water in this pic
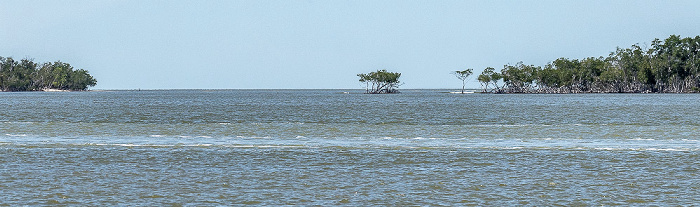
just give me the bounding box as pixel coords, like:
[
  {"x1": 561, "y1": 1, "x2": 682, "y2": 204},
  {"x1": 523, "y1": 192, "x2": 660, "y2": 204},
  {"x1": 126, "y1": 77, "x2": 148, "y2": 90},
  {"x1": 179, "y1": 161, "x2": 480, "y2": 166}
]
[{"x1": 1, "y1": 90, "x2": 698, "y2": 205}]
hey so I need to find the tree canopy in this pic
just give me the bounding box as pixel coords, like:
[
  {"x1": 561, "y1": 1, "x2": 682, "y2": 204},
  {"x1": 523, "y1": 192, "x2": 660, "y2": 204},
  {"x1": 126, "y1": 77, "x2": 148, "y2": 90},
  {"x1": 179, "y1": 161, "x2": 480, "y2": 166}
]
[
  {"x1": 358, "y1": 69, "x2": 401, "y2": 94},
  {"x1": 477, "y1": 67, "x2": 502, "y2": 93},
  {"x1": 452, "y1": 68, "x2": 473, "y2": 93},
  {"x1": 0, "y1": 56, "x2": 97, "y2": 91},
  {"x1": 478, "y1": 35, "x2": 700, "y2": 93}
]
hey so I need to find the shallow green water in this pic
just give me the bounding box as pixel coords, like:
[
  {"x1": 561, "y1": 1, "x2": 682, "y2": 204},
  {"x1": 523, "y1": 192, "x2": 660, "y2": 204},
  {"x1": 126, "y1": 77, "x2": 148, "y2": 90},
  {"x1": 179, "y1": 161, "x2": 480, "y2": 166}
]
[{"x1": 0, "y1": 90, "x2": 698, "y2": 205}]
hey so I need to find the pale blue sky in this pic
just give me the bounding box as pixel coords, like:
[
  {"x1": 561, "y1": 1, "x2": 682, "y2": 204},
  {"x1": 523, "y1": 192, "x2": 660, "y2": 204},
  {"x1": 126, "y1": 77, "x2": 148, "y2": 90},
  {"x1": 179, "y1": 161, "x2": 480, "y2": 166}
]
[{"x1": 2, "y1": 0, "x2": 700, "y2": 89}]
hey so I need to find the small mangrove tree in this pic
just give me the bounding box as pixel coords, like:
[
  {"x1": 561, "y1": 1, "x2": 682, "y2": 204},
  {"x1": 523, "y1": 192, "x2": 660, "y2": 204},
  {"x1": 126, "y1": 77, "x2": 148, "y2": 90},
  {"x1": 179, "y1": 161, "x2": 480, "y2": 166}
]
[
  {"x1": 358, "y1": 69, "x2": 401, "y2": 94},
  {"x1": 452, "y1": 68, "x2": 473, "y2": 93},
  {"x1": 477, "y1": 67, "x2": 502, "y2": 93}
]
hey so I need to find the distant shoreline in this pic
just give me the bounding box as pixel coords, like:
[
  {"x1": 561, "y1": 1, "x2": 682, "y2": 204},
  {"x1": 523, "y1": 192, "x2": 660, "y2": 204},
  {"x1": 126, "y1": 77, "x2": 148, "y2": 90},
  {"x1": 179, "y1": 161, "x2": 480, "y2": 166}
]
[
  {"x1": 0, "y1": 88, "x2": 92, "y2": 92},
  {"x1": 5, "y1": 88, "x2": 695, "y2": 94}
]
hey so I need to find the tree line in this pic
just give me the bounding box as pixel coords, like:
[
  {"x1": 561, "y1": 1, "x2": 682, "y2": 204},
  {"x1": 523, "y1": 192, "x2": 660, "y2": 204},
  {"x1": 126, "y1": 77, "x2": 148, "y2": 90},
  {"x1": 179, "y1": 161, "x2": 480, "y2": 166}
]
[
  {"x1": 0, "y1": 56, "x2": 96, "y2": 91},
  {"x1": 362, "y1": 35, "x2": 700, "y2": 94},
  {"x1": 476, "y1": 35, "x2": 700, "y2": 93}
]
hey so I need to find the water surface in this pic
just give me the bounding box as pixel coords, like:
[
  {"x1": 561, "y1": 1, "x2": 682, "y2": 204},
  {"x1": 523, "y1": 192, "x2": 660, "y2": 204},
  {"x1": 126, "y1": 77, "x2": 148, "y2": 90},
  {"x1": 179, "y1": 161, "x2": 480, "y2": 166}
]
[{"x1": 1, "y1": 90, "x2": 698, "y2": 205}]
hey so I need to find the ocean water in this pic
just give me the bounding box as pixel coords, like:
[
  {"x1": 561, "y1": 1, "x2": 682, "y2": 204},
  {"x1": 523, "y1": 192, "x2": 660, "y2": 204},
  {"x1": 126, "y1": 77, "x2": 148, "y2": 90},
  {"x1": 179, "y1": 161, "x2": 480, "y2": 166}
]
[{"x1": 0, "y1": 90, "x2": 698, "y2": 205}]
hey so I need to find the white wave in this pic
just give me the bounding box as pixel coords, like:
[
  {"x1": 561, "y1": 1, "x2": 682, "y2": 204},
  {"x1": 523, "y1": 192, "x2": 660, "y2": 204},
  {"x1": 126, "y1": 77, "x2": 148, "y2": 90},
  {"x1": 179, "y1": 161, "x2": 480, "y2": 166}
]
[
  {"x1": 628, "y1": 138, "x2": 655, "y2": 141},
  {"x1": 1, "y1": 141, "x2": 696, "y2": 151},
  {"x1": 80, "y1": 143, "x2": 215, "y2": 147},
  {"x1": 256, "y1": 145, "x2": 292, "y2": 148},
  {"x1": 464, "y1": 124, "x2": 603, "y2": 128},
  {"x1": 469, "y1": 124, "x2": 536, "y2": 127},
  {"x1": 589, "y1": 147, "x2": 694, "y2": 152},
  {"x1": 2, "y1": 121, "x2": 36, "y2": 124},
  {"x1": 4, "y1": 134, "x2": 27, "y2": 137},
  {"x1": 476, "y1": 146, "x2": 525, "y2": 150},
  {"x1": 230, "y1": 136, "x2": 272, "y2": 139},
  {"x1": 640, "y1": 148, "x2": 690, "y2": 151}
]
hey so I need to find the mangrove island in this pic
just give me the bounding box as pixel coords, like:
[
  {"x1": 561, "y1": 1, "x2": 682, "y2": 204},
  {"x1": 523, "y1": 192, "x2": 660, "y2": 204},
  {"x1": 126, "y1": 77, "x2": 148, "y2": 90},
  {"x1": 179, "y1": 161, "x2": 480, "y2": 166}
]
[
  {"x1": 478, "y1": 35, "x2": 700, "y2": 93},
  {"x1": 358, "y1": 69, "x2": 402, "y2": 94},
  {"x1": 0, "y1": 56, "x2": 96, "y2": 92}
]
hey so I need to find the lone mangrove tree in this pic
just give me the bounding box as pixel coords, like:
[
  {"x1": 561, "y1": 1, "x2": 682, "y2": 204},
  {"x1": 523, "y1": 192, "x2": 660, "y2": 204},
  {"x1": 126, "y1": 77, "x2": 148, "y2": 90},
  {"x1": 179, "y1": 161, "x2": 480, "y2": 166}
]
[
  {"x1": 358, "y1": 69, "x2": 401, "y2": 94},
  {"x1": 452, "y1": 68, "x2": 473, "y2": 93},
  {"x1": 0, "y1": 56, "x2": 97, "y2": 91}
]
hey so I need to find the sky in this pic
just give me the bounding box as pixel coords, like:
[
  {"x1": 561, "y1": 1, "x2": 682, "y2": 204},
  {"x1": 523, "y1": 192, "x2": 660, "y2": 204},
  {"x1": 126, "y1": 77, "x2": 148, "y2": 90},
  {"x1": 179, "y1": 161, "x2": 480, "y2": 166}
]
[{"x1": 2, "y1": 0, "x2": 700, "y2": 90}]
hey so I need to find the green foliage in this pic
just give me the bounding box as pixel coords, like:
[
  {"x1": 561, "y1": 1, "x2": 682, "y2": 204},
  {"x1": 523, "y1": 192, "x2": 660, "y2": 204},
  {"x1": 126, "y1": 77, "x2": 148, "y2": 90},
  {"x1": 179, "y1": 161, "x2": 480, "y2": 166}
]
[
  {"x1": 478, "y1": 67, "x2": 502, "y2": 92},
  {"x1": 358, "y1": 69, "x2": 401, "y2": 94},
  {"x1": 489, "y1": 35, "x2": 700, "y2": 93},
  {"x1": 452, "y1": 68, "x2": 473, "y2": 93},
  {"x1": 0, "y1": 56, "x2": 97, "y2": 91},
  {"x1": 501, "y1": 62, "x2": 539, "y2": 93},
  {"x1": 453, "y1": 69, "x2": 473, "y2": 81}
]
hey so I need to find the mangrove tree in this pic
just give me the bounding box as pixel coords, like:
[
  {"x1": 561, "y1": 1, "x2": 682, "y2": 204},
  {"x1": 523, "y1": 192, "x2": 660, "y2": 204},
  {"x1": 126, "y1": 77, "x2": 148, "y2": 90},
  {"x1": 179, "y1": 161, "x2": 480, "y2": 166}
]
[
  {"x1": 358, "y1": 69, "x2": 401, "y2": 94},
  {"x1": 452, "y1": 68, "x2": 473, "y2": 93}
]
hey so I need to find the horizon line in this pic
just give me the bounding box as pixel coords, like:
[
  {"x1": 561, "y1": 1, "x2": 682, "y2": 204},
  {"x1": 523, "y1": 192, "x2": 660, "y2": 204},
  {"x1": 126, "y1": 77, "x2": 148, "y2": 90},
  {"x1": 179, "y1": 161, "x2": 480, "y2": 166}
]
[{"x1": 88, "y1": 88, "x2": 483, "y2": 91}]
